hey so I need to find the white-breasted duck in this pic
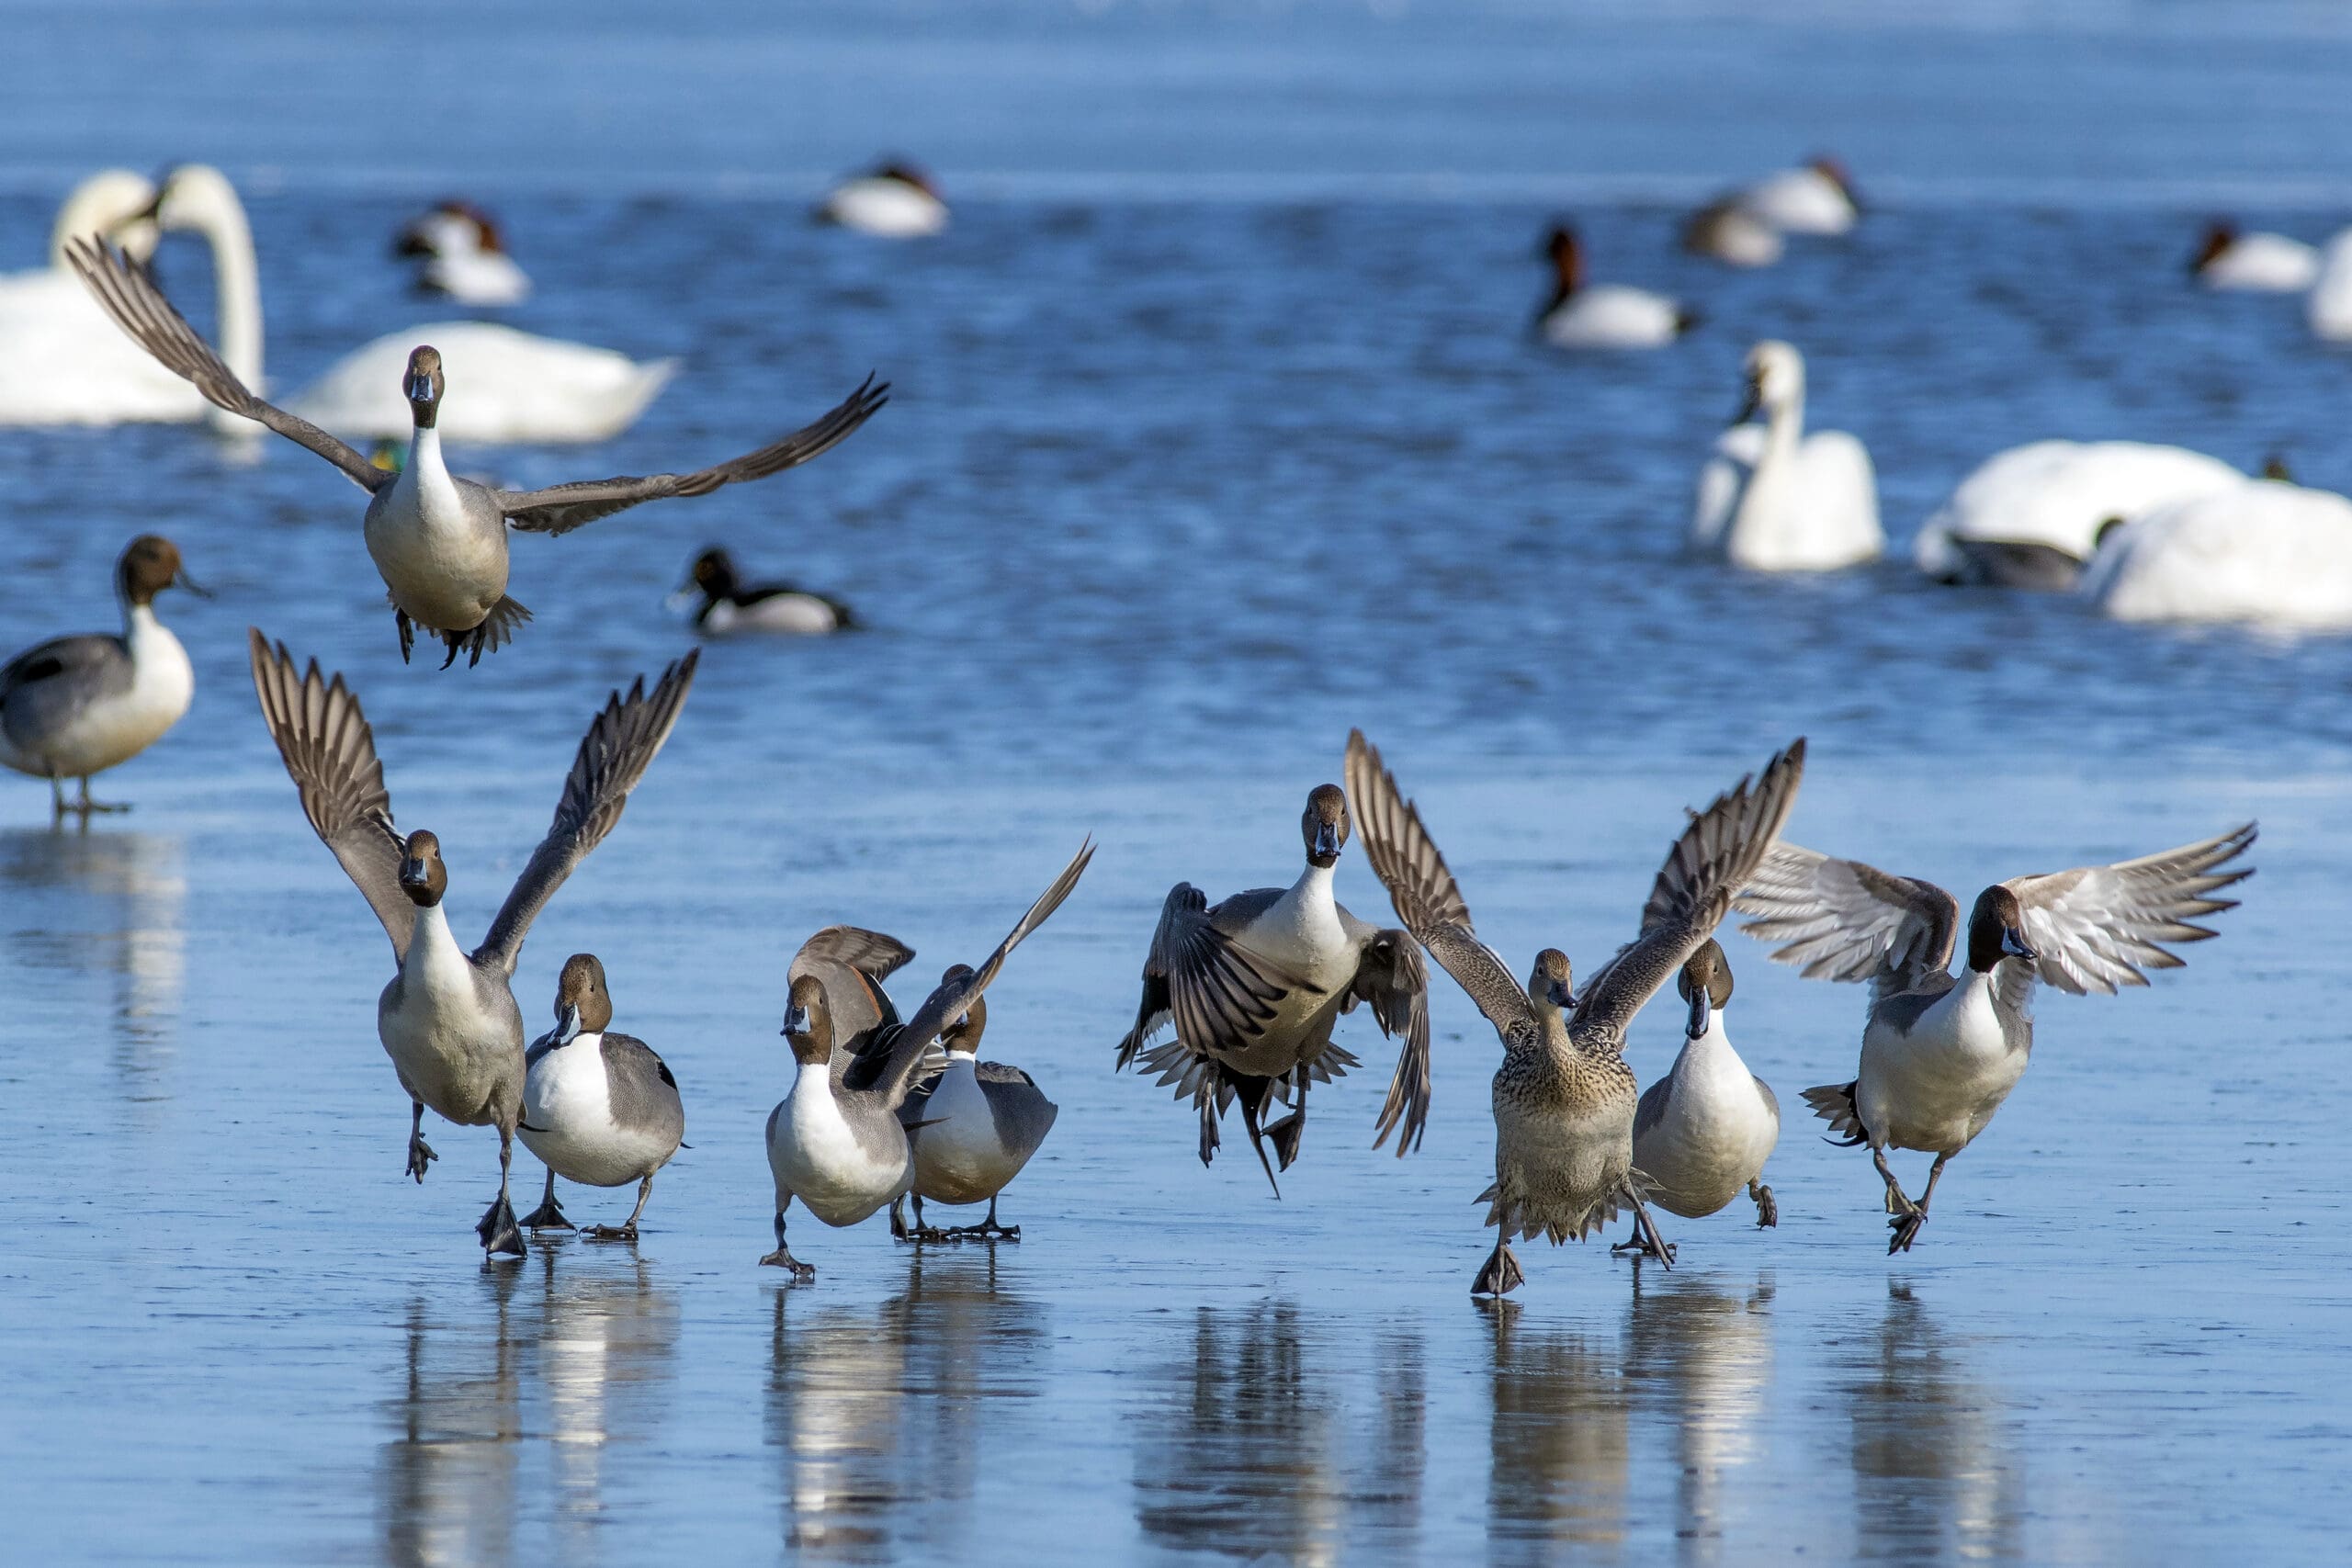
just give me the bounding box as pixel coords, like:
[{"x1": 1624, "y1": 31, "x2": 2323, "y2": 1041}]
[
  {"x1": 676, "y1": 547, "x2": 855, "y2": 637},
  {"x1": 1347, "y1": 730, "x2": 1804, "y2": 1297},
  {"x1": 1116, "y1": 784, "x2": 1430, "y2": 1196},
  {"x1": 1620, "y1": 940, "x2": 1781, "y2": 1255},
  {"x1": 396, "y1": 200, "x2": 532, "y2": 306},
  {"x1": 248, "y1": 632, "x2": 695, "y2": 1257},
  {"x1": 70, "y1": 238, "x2": 885, "y2": 666},
  {"x1": 817, "y1": 161, "x2": 949, "y2": 238},
  {"x1": 1736, "y1": 157, "x2": 1861, "y2": 236},
  {"x1": 1536, "y1": 224, "x2": 1694, "y2": 351},
  {"x1": 887, "y1": 972, "x2": 1059, "y2": 1242},
  {"x1": 763, "y1": 840, "x2": 1094, "y2": 1280},
  {"x1": 1736, "y1": 821, "x2": 2255, "y2": 1252},
  {"x1": 0, "y1": 536, "x2": 205, "y2": 815},
  {"x1": 1682, "y1": 197, "x2": 1784, "y2": 268},
  {"x1": 2190, "y1": 220, "x2": 2318, "y2": 292},
  {"x1": 517, "y1": 954, "x2": 686, "y2": 1241}
]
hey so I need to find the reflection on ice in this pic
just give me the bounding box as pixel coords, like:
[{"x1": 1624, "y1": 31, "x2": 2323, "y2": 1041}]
[
  {"x1": 1484, "y1": 1299, "x2": 1632, "y2": 1560},
  {"x1": 1625, "y1": 1273, "x2": 1778, "y2": 1564},
  {"x1": 0, "y1": 827, "x2": 186, "y2": 1085},
  {"x1": 1847, "y1": 1281, "x2": 2027, "y2": 1562}
]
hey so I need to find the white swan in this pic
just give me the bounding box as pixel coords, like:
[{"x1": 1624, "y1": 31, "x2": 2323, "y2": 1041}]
[
  {"x1": 1690, "y1": 341, "x2": 1881, "y2": 571},
  {"x1": 1536, "y1": 225, "x2": 1690, "y2": 350},
  {"x1": 2191, "y1": 221, "x2": 2318, "y2": 292},
  {"x1": 1914, "y1": 440, "x2": 2245, "y2": 585},
  {"x1": 396, "y1": 201, "x2": 532, "y2": 307},
  {"x1": 2083, "y1": 479, "x2": 2352, "y2": 629},
  {"x1": 115, "y1": 164, "x2": 672, "y2": 444},
  {"x1": 1683, "y1": 197, "x2": 1783, "y2": 268},
  {"x1": 817, "y1": 162, "x2": 948, "y2": 239},
  {"x1": 1735, "y1": 158, "x2": 1860, "y2": 236},
  {"x1": 0, "y1": 170, "x2": 200, "y2": 426},
  {"x1": 2307, "y1": 230, "x2": 2352, "y2": 344}
]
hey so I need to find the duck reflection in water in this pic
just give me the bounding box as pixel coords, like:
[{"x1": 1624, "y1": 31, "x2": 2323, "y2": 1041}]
[
  {"x1": 1623, "y1": 1273, "x2": 1777, "y2": 1565},
  {"x1": 766, "y1": 1247, "x2": 1046, "y2": 1561},
  {"x1": 1847, "y1": 1280, "x2": 2026, "y2": 1562},
  {"x1": 1484, "y1": 1299, "x2": 1632, "y2": 1560},
  {"x1": 1131, "y1": 1302, "x2": 1427, "y2": 1562},
  {"x1": 377, "y1": 1245, "x2": 678, "y2": 1568},
  {"x1": 0, "y1": 827, "x2": 185, "y2": 1089}
]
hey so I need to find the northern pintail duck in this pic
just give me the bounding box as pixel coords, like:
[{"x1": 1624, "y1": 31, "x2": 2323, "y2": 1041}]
[
  {"x1": 818, "y1": 162, "x2": 949, "y2": 238},
  {"x1": 888, "y1": 972, "x2": 1059, "y2": 1242},
  {"x1": 1682, "y1": 197, "x2": 1783, "y2": 268},
  {"x1": 71, "y1": 237, "x2": 886, "y2": 666},
  {"x1": 676, "y1": 547, "x2": 854, "y2": 637},
  {"x1": 1621, "y1": 940, "x2": 1780, "y2": 1254},
  {"x1": 1735, "y1": 821, "x2": 2256, "y2": 1252},
  {"x1": 1115, "y1": 784, "x2": 1430, "y2": 1194},
  {"x1": 2190, "y1": 221, "x2": 2318, "y2": 293},
  {"x1": 1736, "y1": 157, "x2": 1861, "y2": 236},
  {"x1": 1690, "y1": 340, "x2": 1882, "y2": 572},
  {"x1": 516, "y1": 953, "x2": 685, "y2": 1241},
  {"x1": 248, "y1": 632, "x2": 696, "y2": 1257},
  {"x1": 1536, "y1": 224, "x2": 1693, "y2": 350},
  {"x1": 396, "y1": 201, "x2": 532, "y2": 306},
  {"x1": 1345, "y1": 730, "x2": 1804, "y2": 1297},
  {"x1": 763, "y1": 840, "x2": 1094, "y2": 1280},
  {"x1": 0, "y1": 536, "x2": 204, "y2": 815}
]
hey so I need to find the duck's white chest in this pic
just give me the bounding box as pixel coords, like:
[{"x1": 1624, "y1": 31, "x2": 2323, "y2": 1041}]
[
  {"x1": 1860, "y1": 977, "x2": 2030, "y2": 1154},
  {"x1": 705, "y1": 593, "x2": 839, "y2": 636},
  {"x1": 364, "y1": 442, "x2": 507, "y2": 627},
  {"x1": 1634, "y1": 1022, "x2": 1779, "y2": 1214},
  {"x1": 911, "y1": 1059, "x2": 1020, "y2": 1202},
  {"x1": 520, "y1": 1036, "x2": 669, "y2": 1187},
  {"x1": 22, "y1": 616, "x2": 195, "y2": 776},
  {"x1": 377, "y1": 914, "x2": 513, "y2": 1121},
  {"x1": 769, "y1": 1073, "x2": 908, "y2": 1227},
  {"x1": 1247, "y1": 869, "x2": 1355, "y2": 994}
]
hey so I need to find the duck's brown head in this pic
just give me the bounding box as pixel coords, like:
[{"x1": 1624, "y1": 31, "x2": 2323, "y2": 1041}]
[
  {"x1": 403, "y1": 345, "x2": 444, "y2": 430},
  {"x1": 552, "y1": 953, "x2": 615, "y2": 1040},
  {"x1": 1302, "y1": 784, "x2": 1350, "y2": 868},
  {"x1": 782, "y1": 973, "x2": 833, "y2": 1066},
  {"x1": 117, "y1": 535, "x2": 206, "y2": 608},
  {"x1": 399, "y1": 829, "x2": 447, "y2": 908},
  {"x1": 1529, "y1": 948, "x2": 1577, "y2": 1013},
  {"x1": 1966, "y1": 885, "x2": 2037, "y2": 974}
]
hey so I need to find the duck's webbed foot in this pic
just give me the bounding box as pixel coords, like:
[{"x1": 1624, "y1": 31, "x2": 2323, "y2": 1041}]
[
  {"x1": 1887, "y1": 1205, "x2": 1928, "y2": 1253},
  {"x1": 944, "y1": 1197, "x2": 1020, "y2": 1241},
  {"x1": 1623, "y1": 1192, "x2": 1677, "y2": 1268},
  {"x1": 476, "y1": 1192, "x2": 525, "y2": 1258},
  {"x1": 1473, "y1": 1240, "x2": 1526, "y2": 1297},
  {"x1": 585, "y1": 1224, "x2": 639, "y2": 1243},
  {"x1": 520, "y1": 1173, "x2": 571, "y2": 1231},
  {"x1": 436, "y1": 622, "x2": 490, "y2": 670},
  {"x1": 1751, "y1": 1179, "x2": 1779, "y2": 1229},
  {"x1": 405, "y1": 1109, "x2": 437, "y2": 1184},
  {"x1": 395, "y1": 608, "x2": 416, "y2": 664},
  {"x1": 74, "y1": 779, "x2": 130, "y2": 814},
  {"x1": 1265, "y1": 1106, "x2": 1306, "y2": 1172}
]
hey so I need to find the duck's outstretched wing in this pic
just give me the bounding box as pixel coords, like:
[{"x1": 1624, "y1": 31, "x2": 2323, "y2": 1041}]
[
  {"x1": 1734, "y1": 840, "x2": 1960, "y2": 992},
  {"x1": 1114, "y1": 883, "x2": 1304, "y2": 1070},
  {"x1": 496, "y1": 376, "x2": 888, "y2": 535},
  {"x1": 792, "y1": 925, "x2": 916, "y2": 1052},
  {"x1": 1573, "y1": 739, "x2": 1806, "y2": 1049},
  {"x1": 247, "y1": 630, "x2": 413, "y2": 960},
  {"x1": 2005, "y1": 823, "x2": 2256, "y2": 996},
  {"x1": 863, "y1": 839, "x2": 1096, "y2": 1109},
  {"x1": 474, "y1": 652, "x2": 699, "y2": 975},
  {"x1": 1345, "y1": 728, "x2": 1532, "y2": 1042},
  {"x1": 68, "y1": 239, "x2": 390, "y2": 493}
]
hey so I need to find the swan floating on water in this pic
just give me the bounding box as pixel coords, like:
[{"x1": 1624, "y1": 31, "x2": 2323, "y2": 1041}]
[
  {"x1": 1735, "y1": 158, "x2": 1861, "y2": 236},
  {"x1": 1691, "y1": 341, "x2": 1881, "y2": 571},
  {"x1": 2190, "y1": 221, "x2": 2318, "y2": 292},
  {"x1": 1915, "y1": 440, "x2": 2245, "y2": 588},
  {"x1": 83, "y1": 164, "x2": 673, "y2": 444},
  {"x1": 1536, "y1": 225, "x2": 1692, "y2": 351},
  {"x1": 818, "y1": 162, "x2": 948, "y2": 239},
  {"x1": 396, "y1": 200, "x2": 533, "y2": 306},
  {"x1": 2082, "y1": 478, "x2": 2352, "y2": 629},
  {"x1": 0, "y1": 170, "x2": 201, "y2": 426},
  {"x1": 2306, "y1": 230, "x2": 2352, "y2": 344}
]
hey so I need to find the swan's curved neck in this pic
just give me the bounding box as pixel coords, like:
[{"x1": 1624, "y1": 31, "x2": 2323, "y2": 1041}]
[
  {"x1": 198, "y1": 199, "x2": 265, "y2": 398},
  {"x1": 1759, "y1": 379, "x2": 1805, "y2": 457}
]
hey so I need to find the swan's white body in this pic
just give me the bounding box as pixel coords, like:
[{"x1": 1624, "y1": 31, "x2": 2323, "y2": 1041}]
[
  {"x1": 2307, "y1": 231, "x2": 2352, "y2": 343},
  {"x1": 1913, "y1": 440, "x2": 2245, "y2": 577},
  {"x1": 1691, "y1": 342, "x2": 1881, "y2": 571},
  {"x1": 1736, "y1": 165, "x2": 1857, "y2": 236},
  {"x1": 288, "y1": 326, "x2": 674, "y2": 443},
  {"x1": 2198, "y1": 231, "x2": 2318, "y2": 292},
  {"x1": 820, "y1": 177, "x2": 948, "y2": 239},
  {"x1": 2082, "y1": 480, "x2": 2352, "y2": 629},
  {"x1": 0, "y1": 170, "x2": 225, "y2": 427},
  {"x1": 1542, "y1": 286, "x2": 1686, "y2": 351},
  {"x1": 74, "y1": 164, "x2": 672, "y2": 444}
]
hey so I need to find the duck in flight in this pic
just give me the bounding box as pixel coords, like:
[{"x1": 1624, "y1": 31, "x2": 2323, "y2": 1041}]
[
  {"x1": 248, "y1": 632, "x2": 696, "y2": 1257},
  {"x1": 69, "y1": 238, "x2": 886, "y2": 667},
  {"x1": 1735, "y1": 821, "x2": 2255, "y2": 1252}
]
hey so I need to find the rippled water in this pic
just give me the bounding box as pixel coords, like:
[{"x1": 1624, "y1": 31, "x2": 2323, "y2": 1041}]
[{"x1": 7, "y1": 8, "x2": 2352, "y2": 1564}]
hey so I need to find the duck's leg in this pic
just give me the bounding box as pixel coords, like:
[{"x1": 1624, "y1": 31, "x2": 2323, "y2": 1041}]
[
  {"x1": 76, "y1": 776, "x2": 130, "y2": 814},
  {"x1": 475, "y1": 1125, "x2": 526, "y2": 1258},
  {"x1": 1264, "y1": 1077, "x2": 1307, "y2": 1171},
  {"x1": 889, "y1": 1195, "x2": 912, "y2": 1242},
  {"x1": 1749, "y1": 1178, "x2": 1779, "y2": 1229},
  {"x1": 395, "y1": 608, "x2": 416, "y2": 664},
  {"x1": 1872, "y1": 1144, "x2": 1924, "y2": 1247},
  {"x1": 1623, "y1": 1188, "x2": 1677, "y2": 1269},
  {"x1": 405, "y1": 1102, "x2": 438, "y2": 1183},
  {"x1": 586, "y1": 1174, "x2": 653, "y2": 1242},
  {"x1": 49, "y1": 773, "x2": 67, "y2": 818},
  {"x1": 760, "y1": 1196, "x2": 816, "y2": 1280},
  {"x1": 1888, "y1": 1152, "x2": 1951, "y2": 1254},
  {"x1": 520, "y1": 1168, "x2": 572, "y2": 1230},
  {"x1": 1472, "y1": 1238, "x2": 1526, "y2": 1296},
  {"x1": 1235, "y1": 1082, "x2": 1283, "y2": 1200}
]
